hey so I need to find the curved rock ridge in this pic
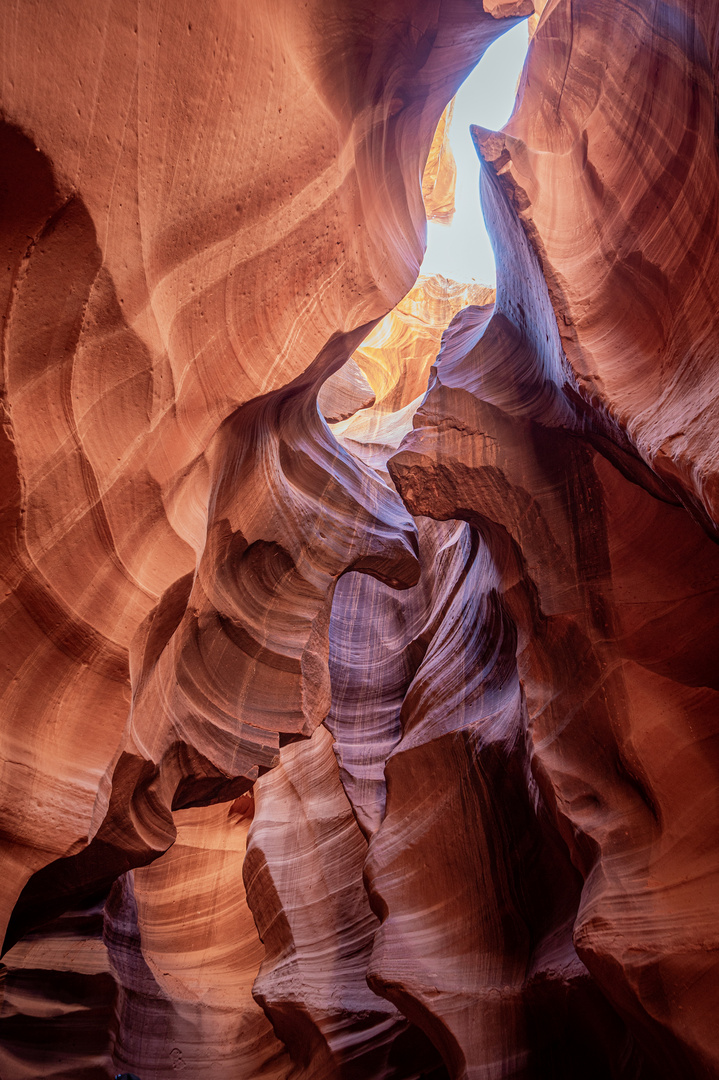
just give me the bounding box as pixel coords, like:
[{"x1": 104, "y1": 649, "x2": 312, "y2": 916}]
[
  {"x1": 472, "y1": 0, "x2": 719, "y2": 534},
  {"x1": 244, "y1": 724, "x2": 448, "y2": 1080},
  {"x1": 125, "y1": 375, "x2": 421, "y2": 782},
  {"x1": 106, "y1": 801, "x2": 292, "y2": 1080},
  {"x1": 385, "y1": 1, "x2": 719, "y2": 1073},
  {"x1": 389, "y1": 371, "x2": 719, "y2": 1078},
  {"x1": 333, "y1": 276, "x2": 495, "y2": 472},
  {"x1": 363, "y1": 519, "x2": 649, "y2": 1080},
  {"x1": 0, "y1": 0, "x2": 529, "y2": 956},
  {"x1": 325, "y1": 517, "x2": 480, "y2": 839},
  {"x1": 324, "y1": 275, "x2": 496, "y2": 848},
  {"x1": 0, "y1": 801, "x2": 295, "y2": 1079},
  {"x1": 325, "y1": 500, "x2": 661, "y2": 1078},
  {"x1": 7, "y1": 0, "x2": 719, "y2": 1077}
]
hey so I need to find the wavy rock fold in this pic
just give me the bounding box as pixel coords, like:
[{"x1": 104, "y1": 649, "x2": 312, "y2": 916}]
[{"x1": 1, "y1": 0, "x2": 718, "y2": 1077}]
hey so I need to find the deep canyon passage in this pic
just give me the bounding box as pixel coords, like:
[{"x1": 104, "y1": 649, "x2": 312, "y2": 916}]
[{"x1": 0, "y1": 1, "x2": 718, "y2": 1078}]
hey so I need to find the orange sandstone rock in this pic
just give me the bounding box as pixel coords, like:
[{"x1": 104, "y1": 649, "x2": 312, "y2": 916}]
[
  {"x1": 7, "y1": 0, "x2": 719, "y2": 1077},
  {"x1": 422, "y1": 102, "x2": 458, "y2": 226},
  {"x1": 107, "y1": 802, "x2": 291, "y2": 1079},
  {"x1": 0, "y1": 0, "x2": 527, "y2": 953},
  {"x1": 0, "y1": 0, "x2": 532, "y2": 1075},
  {"x1": 385, "y1": 1, "x2": 719, "y2": 1074}
]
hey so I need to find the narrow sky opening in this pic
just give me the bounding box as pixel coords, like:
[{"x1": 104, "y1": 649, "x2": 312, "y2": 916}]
[{"x1": 421, "y1": 20, "x2": 530, "y2": 286}]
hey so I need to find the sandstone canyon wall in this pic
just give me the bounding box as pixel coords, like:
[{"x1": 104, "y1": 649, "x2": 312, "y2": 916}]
[{"x1": 1, "y1": 1, "x2": 719, "y2": 1078}]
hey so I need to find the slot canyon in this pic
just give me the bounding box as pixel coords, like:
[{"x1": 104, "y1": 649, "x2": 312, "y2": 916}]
[{"x1": 0, "y1": 0, "x2": 718, "y2": 1077}]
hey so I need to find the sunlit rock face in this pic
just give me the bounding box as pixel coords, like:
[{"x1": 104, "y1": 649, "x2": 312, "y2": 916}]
[
  {"x1": 1, "y1": 0, "x2": 718, "y2": 1078},
  {"x1": 422, "y1": 102, "x2": 458, "y2": 226},
  {"x1": 0, "y1": 0, "x2": 532, "y2": 1076},
  {"x1": 0, "y1": 0, "x2": 523, "y2": 932},
  {"x1": 333, "y1": 275, "x2": 495, "y2": 471},
  {"x1": 388, "y1": 0, "x2": 719, "y2": 1076}
]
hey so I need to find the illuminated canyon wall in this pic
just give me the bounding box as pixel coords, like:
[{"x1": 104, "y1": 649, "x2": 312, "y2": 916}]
[{"x1": 0, "y1": 1, "x2": 718, "y2": 1078}]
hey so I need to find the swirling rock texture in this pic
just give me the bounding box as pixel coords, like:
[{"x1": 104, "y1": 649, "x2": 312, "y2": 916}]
[
  {"x1": 2, "y1": 0, "x2": 719, "y2": 1079},
  {"x1": 421, "y1": 102, "x2": 458, "y2": 227},
  {"x1": 105, "y1": 799, "x2": 292, "y2": 1079},
  {"x1": 387, "y1": 0, "x2": 719, "y2": 1076},
  {"x1": 0, "y1": 0, "x2": 531, "y2": 1077},
  {"x1": 244, "y1": 723, "x2": 451, "y2": 1080},
  {"x1": 333, "y1": 275, "x2": 494, "y2": 472}
]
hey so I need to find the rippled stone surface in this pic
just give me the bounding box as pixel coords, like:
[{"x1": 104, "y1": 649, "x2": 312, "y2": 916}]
[
  {"x1": 0, "y1": 0, "x2": 530, "y2": 1076},
  {"x1": 2, "y1": 0, "x2": 719, "y2": 1078},
  {"x1": 387, "y1": 2, "x2": 719, "y2": 1075},
  {"x1": 0, "y1": 0, "x2": 521, "y2": 934}
]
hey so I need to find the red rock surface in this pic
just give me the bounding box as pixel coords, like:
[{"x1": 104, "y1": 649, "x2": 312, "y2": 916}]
[
  {"x1": 386, "y1": 1, "x2": 719, "y2": 1075},
  {"x1": 0, "y1": 0, "x2": 522, "y2": 942},
  {"x1": 333, "y1": 275, "x2": 494, "y2": 474},
  {"x1": 106, "y1": 801, "x2": 291, "y2": 1079},
  {"x1": 2, "y1": 0, "x2": 719, "y2": 1078}
]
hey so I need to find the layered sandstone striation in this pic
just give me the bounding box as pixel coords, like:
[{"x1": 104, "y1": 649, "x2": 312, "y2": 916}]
[
  {"x1": 105, "y1": 800, "x2": 291, "y2": 1080},
  {"x1": 2, "y1": 0, "x2": 719, "y2": 1078},
  {"x1": 386, "y1": 0, "x2": 719, "y2": 1075},
  {"x1": 0, "y1": 0, "x2": 530, "y2": 1077},
  {"x1": 0, "y1": 0, "x2": 527, "y2": 944},
  {"x1": 473, "y1": 0, "x2": 719, "y2": 536},
  {"x1": 333, "y1": 275, "x2": 494, "y2": 472}
]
